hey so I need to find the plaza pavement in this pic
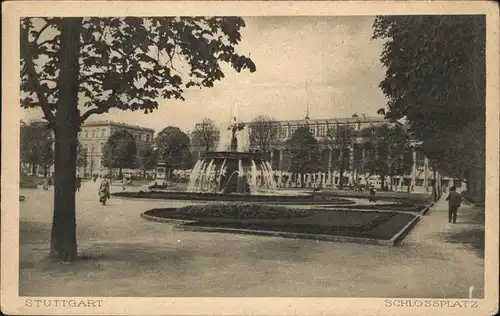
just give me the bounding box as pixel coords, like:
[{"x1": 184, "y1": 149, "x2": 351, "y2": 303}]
[{"x1": 18, "y1": 180, "x2": 484, "y2": 297}]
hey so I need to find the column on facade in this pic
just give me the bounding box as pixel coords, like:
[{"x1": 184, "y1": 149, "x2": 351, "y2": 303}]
[
  {"x1": 327, "y1": 149, "x2": 333, "y2": 186},
  {"x1": 278, "y1": 149, "x2": 283, "y2": 171},
  {"x1": 360, "y1": 145, "x2": 365, "y2": 185},
  {"x1": 423, "y1": 157, "x2": 429, "y2": 190},
  {"x1": 411, "y1": 147, "x2": 417, "y2": 189},
  {"x1": 349, "y1": 145, "x2": 355, "y2": 185}
]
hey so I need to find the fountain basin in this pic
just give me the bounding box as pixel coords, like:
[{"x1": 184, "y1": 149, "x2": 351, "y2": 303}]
[{"x1": 112, "y1": 190, "x2": 355, "y2": 204}]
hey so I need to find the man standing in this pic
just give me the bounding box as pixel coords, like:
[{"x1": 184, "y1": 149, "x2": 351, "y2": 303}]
[{"x1": 445, "y1": 186, "x2": 462, "y2": 223}]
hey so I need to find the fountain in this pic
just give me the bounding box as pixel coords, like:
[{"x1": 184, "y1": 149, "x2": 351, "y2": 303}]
[
  {"x1": 113, "y1": 106, "x2": 354, "y2": 204},
  {"x1": 186, "y1": 116, "x2": 278, "y2": 195}
]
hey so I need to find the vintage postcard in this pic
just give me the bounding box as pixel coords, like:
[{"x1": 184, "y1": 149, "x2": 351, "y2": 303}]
[{"x1": 1, "y1": 1, "x2": 499, "y2": 315}]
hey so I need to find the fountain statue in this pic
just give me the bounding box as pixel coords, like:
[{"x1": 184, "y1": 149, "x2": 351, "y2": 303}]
[
  {"x1": 228, "y1": 117, "x2": 246, "y2": 152},
  {"x1": 187, "y1": 109, "x2": 277, "y2": 195}
]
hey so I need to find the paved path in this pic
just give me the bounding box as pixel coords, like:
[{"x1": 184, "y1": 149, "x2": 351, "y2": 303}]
[{"x1": 19, "y1": 181, "x2": 484, "y2": 297}]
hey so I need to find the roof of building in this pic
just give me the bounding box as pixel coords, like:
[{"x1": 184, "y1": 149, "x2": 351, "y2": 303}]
[
  {"x1": 242, "y1": 115, "x2": 388, "y2": 125},
  {"x1": 82, "y1": 120, "x2": 155, "y2": 132}
]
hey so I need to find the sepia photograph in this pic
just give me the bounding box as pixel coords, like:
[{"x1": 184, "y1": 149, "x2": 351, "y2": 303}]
[{"x1": 1, "y1": 1, "x2": 499, "y2": 315}]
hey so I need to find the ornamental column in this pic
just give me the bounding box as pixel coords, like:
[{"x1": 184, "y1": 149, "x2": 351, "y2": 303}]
[{"x1": 411, "y1": 147, "x2": 417, "y2": 189}]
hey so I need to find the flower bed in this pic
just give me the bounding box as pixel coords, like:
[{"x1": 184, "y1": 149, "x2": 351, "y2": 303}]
[{"x1": 145, "y1": 204, "x2": 312, "y2": 220}]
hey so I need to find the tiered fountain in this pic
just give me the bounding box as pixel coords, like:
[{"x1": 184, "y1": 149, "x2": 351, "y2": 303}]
[
  {"x1": 114, "y1": 110, "x2": 344, "y2": 203},
  {"x1": 186, "y1": 116, "x2": 278, "y2": 195}
]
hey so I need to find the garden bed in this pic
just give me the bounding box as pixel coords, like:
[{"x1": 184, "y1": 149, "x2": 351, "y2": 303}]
[
  {"x1": 143, "y1": 205, "x2": 418, "y2": 242},
  {"x1": 145, "y1": 204, "x2": 313, "y2": 220}
]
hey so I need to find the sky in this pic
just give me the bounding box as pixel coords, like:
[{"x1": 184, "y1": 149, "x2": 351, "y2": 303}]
[{"x1": 21, "y1": 16, "x2": 388, "y2": 134}]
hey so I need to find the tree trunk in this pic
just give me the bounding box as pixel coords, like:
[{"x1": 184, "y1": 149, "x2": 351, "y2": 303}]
[
  {"x1": 31, "y1": 163, "x2": 37, "y2": 175},
  {"x1": 380, "y1": 174, "x2": 385, "y2": 191},
  {"x1": 49, "y1": 18, "x2": 83, "y2": 263}
]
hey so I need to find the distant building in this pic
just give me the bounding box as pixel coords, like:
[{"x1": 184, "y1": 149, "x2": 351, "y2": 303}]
[
  {"x1": 78, "y1": 121, "x2": 155, "y2": 176},
  {"x1": 191, "y1": 114, "x2": 460, "y2": 192}
]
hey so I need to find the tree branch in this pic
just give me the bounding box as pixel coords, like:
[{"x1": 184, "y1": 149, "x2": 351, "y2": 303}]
[
  {"x1": 22, "y1": 24, "x2": 56, "y2": 124},
  {"x1": 80, "y1": 106, "x2": 110, "y2": 123},
  {"x1": 34, "y1": 19, "x2": 57, "y2": 44}
]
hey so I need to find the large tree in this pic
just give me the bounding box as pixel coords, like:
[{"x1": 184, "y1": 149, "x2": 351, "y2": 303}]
[
  {"x1": 286, "y1": 126, "x2": 322, "y2": 176},
  {"x1": 20, "y1": 16, "x2": 256, "y2": 261},
  {"x1": 191, "y1": 117, "x2": 220, "y2": 152},
  {"x1": 136, "y1": 143, "x2": 157, "y2": 178},
  {"x1": 102, "y1": 130, "x2": 137, "y2": 175},
  {"x1": 360, "y1": 124, "x2": 413, "y2": 191},
  {"x1": 360, "y1": 125, "x2": 390, "y2": 190},
  {"x1": 248, "y1": 115, "x2": 278, "y2": 155},
  {"x1": 373, "y1": 15, "x2": 485, "y2": 200},
  {"x1": 387, "y1": 124, "x2": 413, "y2": 190},
  {"x1": 324, "y1": 124, "x2": 356, "y2": 188},
  {"x1": 155, "y1": 126, "x2": 192, "y2": 175},
  {"x1": 20, "y1": 121, "x2": 54, "y2": 176}
]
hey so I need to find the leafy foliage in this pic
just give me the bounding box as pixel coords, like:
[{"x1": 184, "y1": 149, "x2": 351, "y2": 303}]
[
  {"x1": 136, "y1": 143, "x2": 157, "y2": 175},
  {"x1": 155, "y1": 126, "x2": 192, "y2": 169},
  {"x1": 191, "y1": 117, "x2": 220, "y2": 152},
  {"x1": 387, "y1": 124, "x2": 413, "y2": 180},
  {"x1": 76, "y1": 142, "x2": 87, "y2": 168},
  {"x1": 102, "y1": 130, "x2": 137, "y2": 171},
  {"x1": 20, "y1": 17, "x2": 256, "y2": 124},
  {"x1": 20, "y1": 121, "x2": 54, "y2": 173},
  {"x1": 286, "y1": 126, "x2": 322, "y2": 174},
  {"x1": 324, "y1": 125, "x2": 356, "y2": 187},
  {"x1": 360, "y1": 124, "x2": 413, "y2": 190},
  {"x1": 248, "y1": 115, "x2": 278, "y2": 153},
  {"x1": 373, "y1": 15, "x2": 485, "y2": 199}
]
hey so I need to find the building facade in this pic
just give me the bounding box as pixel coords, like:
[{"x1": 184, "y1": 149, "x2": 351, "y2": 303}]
[
  {"x1": 192, "y1": 114, "x2": 460, "y2": 192},
  {"x1": 78, "y1": 121, "x2": 155, "y2": 176}
]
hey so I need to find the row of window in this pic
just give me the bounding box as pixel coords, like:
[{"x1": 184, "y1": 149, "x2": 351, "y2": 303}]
[
  {"x1": 79, "y1": 128, "x2": 153, "y2": 142},
  {"x1": 83, "y1": 143, "x2": 105, "y2": 154},
  {"x1": 274, "y1": 122, "x2": 362, "y2": 139}
]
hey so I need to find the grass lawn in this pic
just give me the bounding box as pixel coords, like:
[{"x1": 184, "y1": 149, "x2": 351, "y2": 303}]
[{"x1": 20, "y1": 175, "x2": 47, "y2": 188}]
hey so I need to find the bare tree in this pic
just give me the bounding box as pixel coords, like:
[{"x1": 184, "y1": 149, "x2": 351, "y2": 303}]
[
  {"x1": 249, "y1": 115, "x2": 278, "y2": 153},
  {"x1": 192, "y1": 118, "x2": 220, "y2": 152},
  {"x1": 324, "y1": 124, "x2": 356, "y2": 188}
]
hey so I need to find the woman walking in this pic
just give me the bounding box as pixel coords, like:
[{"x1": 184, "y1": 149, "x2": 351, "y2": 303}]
[{"x1": 98, "y1": 175, "x2": 111, "y2": 205}]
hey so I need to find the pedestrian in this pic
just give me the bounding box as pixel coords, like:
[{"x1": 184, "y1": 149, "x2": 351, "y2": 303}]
[
  {"x1": 47, "y1": 177, "x2": 53, "y2": 187},
  {"x1": 98, "y1": 175, "x2": 111, "y2": 205},
  {"x1": 75, "y1": 176, "x2": 82, "y2": 192},
  {"x1": 369, "y1": 185, "x2": 377, "y2": 202},
  {"x1": 445, "y1": 186, "x2": 462, "y2": 223},
  {"x1": 122, "y1": 177, "x2": 128, "y2": 191},
  {"x1": 42, "y1": 178, "x2": 49, "y2": 190}
]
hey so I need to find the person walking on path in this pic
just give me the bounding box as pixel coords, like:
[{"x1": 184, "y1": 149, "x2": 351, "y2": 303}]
[
  {"x1": 445, "y1": 186, "x2": 462, "y2": 223},
  {"x1": 122, "y1": 177, "x2": 128, "y2": 191},
  {"x1": 75, "y1": 176, "x2": 82, "y2": 192},
  {"x1": 369, "y1": 185, "x2": 377, "y2": 202},
  {"x1": 98, "y1": 175, "x2": 111, "y2": 205}
]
